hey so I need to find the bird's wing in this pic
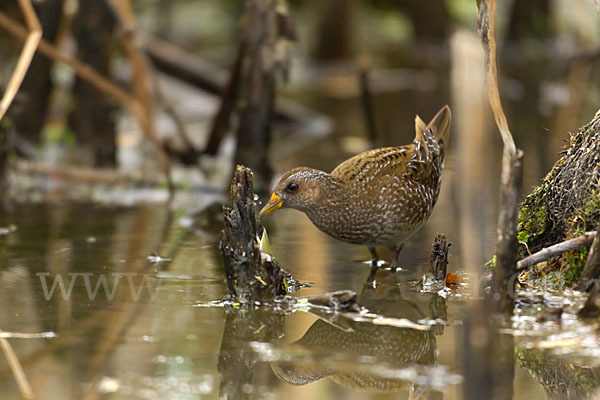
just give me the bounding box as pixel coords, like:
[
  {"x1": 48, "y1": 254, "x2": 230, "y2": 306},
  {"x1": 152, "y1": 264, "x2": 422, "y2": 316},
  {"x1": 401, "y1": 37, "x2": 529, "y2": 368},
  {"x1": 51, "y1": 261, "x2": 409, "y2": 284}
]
[{"x1": 330, "y1": 146, "x2": 416, "y2": 182}]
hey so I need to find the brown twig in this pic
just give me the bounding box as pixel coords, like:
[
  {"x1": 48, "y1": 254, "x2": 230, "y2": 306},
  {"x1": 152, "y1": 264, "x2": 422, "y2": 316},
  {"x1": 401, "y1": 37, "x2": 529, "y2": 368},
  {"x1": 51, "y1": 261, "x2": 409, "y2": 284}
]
[
  {"x1": 0, "y1": 331, "x2": 34, "y2": 399},
  {"x1": 517, "y1": 231, "x2": 596, "y2": 270},
  {"x1": 0, "y1": 11, "x2": 135, "y2": 115},
  {"x1": 0, "y1": 0, "x2": 42, "y2": 122}
]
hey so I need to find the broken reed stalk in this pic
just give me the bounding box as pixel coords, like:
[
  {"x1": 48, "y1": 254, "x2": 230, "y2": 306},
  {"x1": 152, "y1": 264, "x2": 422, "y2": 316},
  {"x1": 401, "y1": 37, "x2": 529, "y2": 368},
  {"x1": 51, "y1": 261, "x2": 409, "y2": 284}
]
[
  {"x1": 477, "y1": 0, "x2": 523, "y2": 315},
  {"x1": 495, "y1": 148, "x2": 523, "y2": 310},
  {"x1": 0, "y1": 0, "x2": 42, "y2": 122},
  {"x1": 517, "y1": 231, "x2": 596, "y2": 271},
  {"x1": 0, "y1": 332, "x2": 34, "y2": 399},
  {"x1": 0, "y1": 9, "x2": 172, "y2": 189},
  {"x1": 429, "y1": 233, "x2": 450, "y2": 281},
  {"x1": 220, "y1": 165, "x2": 289, "y2": 303}
]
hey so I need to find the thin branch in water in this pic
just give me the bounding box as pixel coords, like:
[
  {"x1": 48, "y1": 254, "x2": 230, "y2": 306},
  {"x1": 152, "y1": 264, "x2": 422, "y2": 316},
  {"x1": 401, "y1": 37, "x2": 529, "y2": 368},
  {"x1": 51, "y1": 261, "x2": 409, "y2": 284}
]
[
  {"x1": 0, "y1": 330, "x2": 34, "y2": 399},
  {"x1": 0, "y1": 331, "x2": 54, "y2": 339},
  {"x1": 0, "y1": 0, "x2": 42, "y2": 121},
  {"x1": 517, "y1": 231, "x2": 596, "y2": 270}
]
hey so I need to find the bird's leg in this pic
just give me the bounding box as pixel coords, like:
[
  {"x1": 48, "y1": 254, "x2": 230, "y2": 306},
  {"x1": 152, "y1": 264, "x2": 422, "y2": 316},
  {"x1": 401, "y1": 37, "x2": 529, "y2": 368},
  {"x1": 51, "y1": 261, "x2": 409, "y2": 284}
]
[
  {"x1": 389, "y1": 244, "x2": 404, "y2": 268},
  {"x1": 368, "y1": 246, "x2": 380, "y2": 267}
]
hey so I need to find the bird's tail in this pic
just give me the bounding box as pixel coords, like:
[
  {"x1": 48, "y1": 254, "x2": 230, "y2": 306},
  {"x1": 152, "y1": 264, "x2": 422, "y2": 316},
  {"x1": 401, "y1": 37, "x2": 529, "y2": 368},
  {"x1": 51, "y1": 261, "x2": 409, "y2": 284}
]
[{"x1": 414, "y1": 105, "x2": 451, "y2": 163}]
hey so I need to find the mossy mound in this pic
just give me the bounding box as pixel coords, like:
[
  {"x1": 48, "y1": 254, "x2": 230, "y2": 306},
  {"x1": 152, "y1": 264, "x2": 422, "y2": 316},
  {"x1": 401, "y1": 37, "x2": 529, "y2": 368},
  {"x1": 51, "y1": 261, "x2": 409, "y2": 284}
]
[{"x1": 518, "y1": 109, "x2": 600, "y2": 283}]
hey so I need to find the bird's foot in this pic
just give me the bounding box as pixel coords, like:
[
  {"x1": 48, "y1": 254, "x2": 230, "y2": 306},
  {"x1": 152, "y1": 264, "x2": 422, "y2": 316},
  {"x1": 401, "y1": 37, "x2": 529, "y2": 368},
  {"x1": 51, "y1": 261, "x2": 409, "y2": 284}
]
[{"x1": 368, "y1": 246, "x2": 402, "y2": 269}]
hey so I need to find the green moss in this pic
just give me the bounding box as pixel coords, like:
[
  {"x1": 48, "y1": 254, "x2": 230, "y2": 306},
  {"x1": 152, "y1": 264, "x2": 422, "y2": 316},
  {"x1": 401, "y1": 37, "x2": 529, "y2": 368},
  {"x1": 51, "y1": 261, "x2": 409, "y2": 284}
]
[
  {"x1": 562, "y1": 247, "x2": 587, "y2": 285},
  {"x1": 567, "y1": 190, "x2": 600, "y2": 237},
  {"x1": 485, "y1": 255, "x2": 496, "y2": 269},
  {"x1": 517, "y1": 185, "x2": 549, "y2": 249},
  {"x1": 521, "y1": 247, "x2": 588, "y2": 290}
]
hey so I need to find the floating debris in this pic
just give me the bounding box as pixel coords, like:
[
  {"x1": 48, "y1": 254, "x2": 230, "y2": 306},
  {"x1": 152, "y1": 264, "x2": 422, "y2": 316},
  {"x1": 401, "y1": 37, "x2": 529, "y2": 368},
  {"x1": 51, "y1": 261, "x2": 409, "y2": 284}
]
[{"x1": 148, "y1": 253, "x2": 171, "y2": 264}]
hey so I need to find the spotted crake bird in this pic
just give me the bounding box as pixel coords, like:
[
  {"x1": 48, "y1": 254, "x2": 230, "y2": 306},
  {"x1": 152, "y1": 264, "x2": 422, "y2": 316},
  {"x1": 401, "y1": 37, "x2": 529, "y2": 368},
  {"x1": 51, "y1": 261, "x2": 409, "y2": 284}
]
[{"x1": 259, "y1": 105, "x2": 451, "y2": 265}]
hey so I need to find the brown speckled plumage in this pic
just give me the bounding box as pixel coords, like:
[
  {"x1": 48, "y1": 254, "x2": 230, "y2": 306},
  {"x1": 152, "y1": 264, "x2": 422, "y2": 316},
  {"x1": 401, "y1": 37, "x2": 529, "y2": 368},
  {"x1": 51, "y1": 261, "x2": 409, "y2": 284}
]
[{"x1": 259, "y1": 106, "x2": 451, "y2": 262}]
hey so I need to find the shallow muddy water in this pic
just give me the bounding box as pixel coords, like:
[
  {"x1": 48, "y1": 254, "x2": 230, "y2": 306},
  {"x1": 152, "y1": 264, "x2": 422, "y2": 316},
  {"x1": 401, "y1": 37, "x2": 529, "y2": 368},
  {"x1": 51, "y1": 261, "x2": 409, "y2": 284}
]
[{"x1": 0, "y1": 196, "x2": 597, "y2": 399}]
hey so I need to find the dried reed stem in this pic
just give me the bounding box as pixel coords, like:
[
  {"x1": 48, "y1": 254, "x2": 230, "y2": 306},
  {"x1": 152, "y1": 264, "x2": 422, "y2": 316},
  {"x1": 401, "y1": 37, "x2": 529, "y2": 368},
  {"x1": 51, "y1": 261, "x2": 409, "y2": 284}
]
[
  {"x1": 0, "y1": 0, "x2": 42, "y2": 121},
  {"x1": 480, "y1": 0, "x2": 516, "y2": 156},
  {"x1": 478, "y1": 0, "x2": 523, "y2": 315}
]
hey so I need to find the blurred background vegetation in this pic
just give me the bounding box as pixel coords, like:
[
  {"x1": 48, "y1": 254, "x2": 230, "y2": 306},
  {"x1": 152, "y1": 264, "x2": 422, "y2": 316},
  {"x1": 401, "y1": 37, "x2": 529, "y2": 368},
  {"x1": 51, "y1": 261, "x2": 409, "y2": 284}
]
[{"x1": 0, "y1": 0, "x2": 598, "y2": 191}]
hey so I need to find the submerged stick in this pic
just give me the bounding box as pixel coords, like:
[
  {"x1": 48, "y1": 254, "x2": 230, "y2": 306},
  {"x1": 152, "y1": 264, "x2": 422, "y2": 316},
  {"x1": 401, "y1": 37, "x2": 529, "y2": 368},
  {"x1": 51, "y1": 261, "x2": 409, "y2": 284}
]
[{"x1": 517, "y1": 231, "x2": 596, "y2": 270}]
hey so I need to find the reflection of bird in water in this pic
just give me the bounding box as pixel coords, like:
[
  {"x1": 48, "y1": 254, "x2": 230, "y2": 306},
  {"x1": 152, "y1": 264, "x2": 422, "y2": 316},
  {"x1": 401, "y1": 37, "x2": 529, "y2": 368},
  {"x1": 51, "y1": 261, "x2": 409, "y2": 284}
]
[
  {"x1": 271, "y1": 319, "x2": 436, "y2": 391},
  {"x1": 259, "y1": 106, "x2": 451, "y2": 264},
  {"x1": 271, "y1": 270, "x2": 441, "y2": 392}
]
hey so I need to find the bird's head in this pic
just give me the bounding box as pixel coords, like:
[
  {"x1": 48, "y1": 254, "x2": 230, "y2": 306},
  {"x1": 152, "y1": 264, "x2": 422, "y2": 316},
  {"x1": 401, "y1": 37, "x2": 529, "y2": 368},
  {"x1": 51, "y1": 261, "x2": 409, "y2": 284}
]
[{"x1": 258, "y1": 167, "x2": 335, "y2": 218}]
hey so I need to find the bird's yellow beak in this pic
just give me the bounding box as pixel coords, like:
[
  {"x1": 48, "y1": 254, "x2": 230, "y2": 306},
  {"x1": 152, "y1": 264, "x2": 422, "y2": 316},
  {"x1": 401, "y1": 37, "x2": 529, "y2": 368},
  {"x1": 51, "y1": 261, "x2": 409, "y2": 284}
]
[{"x1": 259, "y1": 193, "x2": 283, "y2": 218}]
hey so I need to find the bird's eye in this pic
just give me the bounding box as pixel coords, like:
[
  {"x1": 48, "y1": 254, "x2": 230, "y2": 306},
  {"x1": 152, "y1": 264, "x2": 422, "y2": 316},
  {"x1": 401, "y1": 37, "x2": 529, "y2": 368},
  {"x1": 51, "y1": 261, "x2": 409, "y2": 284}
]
[{"x1": 285, "y1": 182, "x2": 299, "y2": 193}]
